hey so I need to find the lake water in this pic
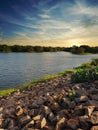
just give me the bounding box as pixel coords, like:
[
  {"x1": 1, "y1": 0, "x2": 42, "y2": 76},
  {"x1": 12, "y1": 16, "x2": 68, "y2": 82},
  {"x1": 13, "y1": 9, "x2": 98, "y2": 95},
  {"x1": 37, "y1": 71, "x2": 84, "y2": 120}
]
[{"x1": 0, "y1": 52, "x2": 98, "y2": 90}]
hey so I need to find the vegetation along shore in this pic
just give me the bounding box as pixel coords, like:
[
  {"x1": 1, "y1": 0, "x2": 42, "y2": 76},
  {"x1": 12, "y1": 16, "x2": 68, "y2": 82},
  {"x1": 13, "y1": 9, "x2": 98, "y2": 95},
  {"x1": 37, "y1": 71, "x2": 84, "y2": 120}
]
[
  {"x1": 0, "y1": 45, "x2": 98, "y2": 54},
  {"x1": 0, "y1": 59, "x2": 98, "y2": 130}
]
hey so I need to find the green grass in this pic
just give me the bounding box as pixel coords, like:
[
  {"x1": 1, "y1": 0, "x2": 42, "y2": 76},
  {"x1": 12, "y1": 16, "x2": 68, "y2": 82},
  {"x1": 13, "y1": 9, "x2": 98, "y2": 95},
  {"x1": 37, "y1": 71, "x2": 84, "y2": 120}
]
[{"x1": 0, "y1": 88, "x2": 15, "y2": 97}]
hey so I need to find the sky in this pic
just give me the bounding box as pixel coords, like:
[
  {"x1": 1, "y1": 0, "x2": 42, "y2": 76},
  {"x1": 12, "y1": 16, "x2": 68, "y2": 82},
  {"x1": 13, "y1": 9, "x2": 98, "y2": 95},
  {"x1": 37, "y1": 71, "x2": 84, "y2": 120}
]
[{"x1": 0, "y1": 0, "x2": 98, "y2": 47}]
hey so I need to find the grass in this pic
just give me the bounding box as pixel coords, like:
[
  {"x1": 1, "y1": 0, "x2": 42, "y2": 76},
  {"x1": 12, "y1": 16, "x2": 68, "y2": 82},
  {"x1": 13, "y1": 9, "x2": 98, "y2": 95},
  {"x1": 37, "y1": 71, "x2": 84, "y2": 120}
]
[
  {"x1": 0, "y1": 88, "x2": 15, "y2": 97},
  {"x1": 0, "y1": 58, "x2": 98, "y2": 96}
]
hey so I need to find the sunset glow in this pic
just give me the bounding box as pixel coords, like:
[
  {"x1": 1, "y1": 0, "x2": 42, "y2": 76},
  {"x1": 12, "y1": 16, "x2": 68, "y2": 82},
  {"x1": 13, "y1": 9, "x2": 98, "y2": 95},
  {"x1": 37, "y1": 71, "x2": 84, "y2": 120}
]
[{"x1": 0, "y1": 0, "x2": 98, "y2": 47}]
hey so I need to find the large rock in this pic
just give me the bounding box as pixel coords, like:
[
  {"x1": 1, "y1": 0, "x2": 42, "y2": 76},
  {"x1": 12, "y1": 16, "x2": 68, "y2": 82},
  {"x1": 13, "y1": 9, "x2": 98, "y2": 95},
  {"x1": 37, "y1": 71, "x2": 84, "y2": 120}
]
[
  {"x1": 60, "y1": 97, "x2": 70, "y2": 109},
  {"x1": 43, "y1": 125, "x2": 53, "y2": 130},
  {"x1": 90, "y1": 111, "x2": 98, "y2": 124},
  {"x1": 79, "y1": 116, "x2": 91, "y2": 130},
  {"x1": 85, "y1": 106, "x2": 95, "y2": 116},
  {"x1": 16, "y1": 106, "x2": 24, "y2": 116},
  {"x1": 72, "y1": 105, "x2": 85, "y2": 117},
  {"x1": 48, "y1": 112, "x2": 55, "y2": 121},
  {"x1": 75, "y1": 96, "x2": 88, "y2": 103},
  {"x1": 33, "y1": 115, "x2": 42, "y2": 121},
  {"x1": 2, "y1": 118, "x2": 16, "y2": 129},
  {"x1": 0, "y1": 114, "x2": 3, "y2": 127},
  {"x1": 88, "y1": 100, "x2": 98, "y2": 109},
  {"x1": 55, "y1": 117, "x2": 66, "y2": 130},
  {"x1": 41, "y1": 117, "x2": 47, "y2": 128},
  {"x1": 89, "y1": 94, "x2": 98, "y2": 101},
  {"x1": 90, "y1": 126, "x2": 98, "y2": 130},
  {"x1": 20, "y1": 115, "x2": 31, "y2": 126},
  {"x1": 44, "y1": 106, "x2": 51, "y2": 117},
  {"x1": 67, "y1": 118, "x2": 80, "y2": 130},
  {"x1": 50, "y1": 102, "x2": 60, "y2": 112}
]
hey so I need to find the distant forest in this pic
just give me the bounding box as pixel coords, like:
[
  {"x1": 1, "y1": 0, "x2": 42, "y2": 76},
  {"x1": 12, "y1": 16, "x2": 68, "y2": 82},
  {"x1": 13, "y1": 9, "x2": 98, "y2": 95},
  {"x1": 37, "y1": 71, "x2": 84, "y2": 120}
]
[{"x1": 0, "y1": 45, "x2": 98, "y2": 54}]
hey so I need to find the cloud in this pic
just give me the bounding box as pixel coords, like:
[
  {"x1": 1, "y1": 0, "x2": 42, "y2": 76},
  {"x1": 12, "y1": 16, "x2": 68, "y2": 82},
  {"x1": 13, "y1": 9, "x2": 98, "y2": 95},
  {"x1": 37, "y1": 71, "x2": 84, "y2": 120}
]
[
  {"x1": 39, "y1": 14, "x2": 50, "y2": 18},
  {"x1": 0, "y1": 0, "x2": 98, "y2": 47},
  {"x1": 68, "y1": 0, "x2": 98, "y2": 17}
]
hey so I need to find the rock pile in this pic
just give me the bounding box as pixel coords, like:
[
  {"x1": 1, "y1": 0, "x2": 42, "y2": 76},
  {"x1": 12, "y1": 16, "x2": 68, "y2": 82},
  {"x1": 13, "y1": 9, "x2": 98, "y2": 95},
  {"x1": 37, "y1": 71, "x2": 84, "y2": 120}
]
[{"x1": 0, "y1": 74, "x2": 98, "y2": 130}]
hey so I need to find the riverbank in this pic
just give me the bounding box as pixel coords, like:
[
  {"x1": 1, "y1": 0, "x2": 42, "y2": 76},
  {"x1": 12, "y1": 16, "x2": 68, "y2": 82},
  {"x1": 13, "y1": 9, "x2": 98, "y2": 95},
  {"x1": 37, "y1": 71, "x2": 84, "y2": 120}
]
[{"x1": 0, "y1": 59, "x2": 98, "y2": 130}]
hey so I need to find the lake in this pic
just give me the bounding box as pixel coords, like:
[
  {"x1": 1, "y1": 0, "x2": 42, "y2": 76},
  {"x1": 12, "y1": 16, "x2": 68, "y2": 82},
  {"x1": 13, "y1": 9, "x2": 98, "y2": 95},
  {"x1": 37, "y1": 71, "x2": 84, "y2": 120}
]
[{"x1": 0, "y1": 52, "x2": 98, "y2": 90}]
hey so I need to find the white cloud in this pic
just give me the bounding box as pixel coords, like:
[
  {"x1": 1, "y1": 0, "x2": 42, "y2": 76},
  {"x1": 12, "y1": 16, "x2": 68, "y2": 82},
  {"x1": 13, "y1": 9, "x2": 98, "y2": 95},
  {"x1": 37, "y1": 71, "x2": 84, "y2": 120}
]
[
  {"x1": 68, "y1": 0, "x2": 98, "y2": 17},
  {"x1": 39, "y1": 14, "x2": 50, "y2": 18}
]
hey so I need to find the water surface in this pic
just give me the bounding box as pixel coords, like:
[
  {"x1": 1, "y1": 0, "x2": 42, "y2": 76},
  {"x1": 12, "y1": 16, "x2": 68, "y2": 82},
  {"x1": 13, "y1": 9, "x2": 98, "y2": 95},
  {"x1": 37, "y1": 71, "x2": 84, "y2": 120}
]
[{"x1": 0, "y1": 52, "x2": 98, "y2": 89}]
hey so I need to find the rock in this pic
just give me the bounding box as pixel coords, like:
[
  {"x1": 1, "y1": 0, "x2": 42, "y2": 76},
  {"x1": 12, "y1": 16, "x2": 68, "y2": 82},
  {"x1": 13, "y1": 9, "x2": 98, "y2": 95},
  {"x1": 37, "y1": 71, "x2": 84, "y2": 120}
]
[
  {"x1": 48, "y1": 96, "x2": 55, "y2": 104},
  {"x1": 90, "y1": 111, "x2": 98, "y2": 124},
  {"x1": 3, "y1": 107, "x2": 16, "y2": 118},
  {"x1": 28, "y1": 109, "x2": 39, "y2": 117},
  {"x1": 3, "y1": 118, "x2": 16, "y2": 129},
  {"x1": 72, "y1": 105, "x2": 85, "y2": 117},
  {"x1": 57, "y1": 109, "x2": 69, "y2": 119},
  {"x1": 79, "y1": 117, "x2": 91, "y2": 130},
  {"x1": 85, "y1": 106, "x2": 95, "y2": 116},
  {"x1": 55, "y1": 117, "x2": 66, "y2": 130},
  {"x1": 50, "y1": 102, "x2": 60, "y2": 112},
  {"x1": 23, "y1": 120, "x2": 34, "y2": 129},
  {"x1": 20, "y1": 115, "x2": 31, "y2": 126},
  {"x1": 48, "y1": 112, "x2": 55, "y2": 121},
  {"x1": 69, "y1": 101, "x2": 76, "y2": 109},
  {"x1": 8, "y1": 118, "x2": 16, "y2": 129},
  {"x1": 31, "y1": 102, "x2": 39, "y2": 109},
  {"x1": 61, "y1": 98, "x2": 70, "y2": 109},
  {"x1": 0, "y1": 108, "x2": 3, "y2": 113},
  {"x1": 90, "y1": 126, "x2": 98, "y2": 130},
  {"x1": 88, "y1": 100, "x2": 98, "y2": 109},
  {"x1": 33, "y1": 115, "x2": 42, "y2": 121},
  {"x1": 44, "y1": 106, "x2": 51, "y2": 116},
  {"x1": 75, "y1": 96, "x2": 88, "y2": 103},
  {"x1": 89, "y1": 88, "x2": 98, "y2": 94},
  {"x1": 16, "y1": 106, "x2": 24, "y2": 116},
  {"x1": 89, "y1": 94, "x2": 98, "y2": 101},
  {"x1": 0, "y1": 114, "x2": 3, "y2": 127},
  {"x1": 41, "y1": 117, "x2": 47, "y2": 128},
  {"x1": 43, "y1": 125, "x2": 53, "y2": 130},
  {"x1": 67, "y1": 118, "x2": 80, "y2": 130}
]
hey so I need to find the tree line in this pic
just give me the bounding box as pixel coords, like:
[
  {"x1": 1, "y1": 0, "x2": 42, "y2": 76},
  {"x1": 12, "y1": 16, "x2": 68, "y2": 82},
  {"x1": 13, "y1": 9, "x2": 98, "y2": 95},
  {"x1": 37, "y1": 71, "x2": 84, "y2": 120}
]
[{"x1": 0, "y1": 44, "x2": 98, "y2": 54}]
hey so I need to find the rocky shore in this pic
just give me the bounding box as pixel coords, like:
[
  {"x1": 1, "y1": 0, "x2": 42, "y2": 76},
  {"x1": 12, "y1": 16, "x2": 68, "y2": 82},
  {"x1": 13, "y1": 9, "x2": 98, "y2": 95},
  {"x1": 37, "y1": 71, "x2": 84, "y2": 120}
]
[{"x1": 0, "y1": 74, "x2": 98, "y2": 130}]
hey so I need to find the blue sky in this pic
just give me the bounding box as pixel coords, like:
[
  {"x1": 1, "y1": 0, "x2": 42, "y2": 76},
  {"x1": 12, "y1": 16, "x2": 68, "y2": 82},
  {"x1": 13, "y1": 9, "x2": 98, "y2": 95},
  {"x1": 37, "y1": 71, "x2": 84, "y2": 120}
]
[{"x1": 0, "y1": 0, "x2": 98, "y2": 47}]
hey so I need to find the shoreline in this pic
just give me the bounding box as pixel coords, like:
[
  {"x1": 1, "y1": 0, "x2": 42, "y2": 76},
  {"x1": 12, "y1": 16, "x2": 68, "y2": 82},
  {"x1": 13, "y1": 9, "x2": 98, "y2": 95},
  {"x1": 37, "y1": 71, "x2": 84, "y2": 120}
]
[
  {"x1": 0, "y1": 58, "x2": 98, "y2": 97},
  {"x1": 0, "y1": 69, "x2": 75, "y2": 97}
]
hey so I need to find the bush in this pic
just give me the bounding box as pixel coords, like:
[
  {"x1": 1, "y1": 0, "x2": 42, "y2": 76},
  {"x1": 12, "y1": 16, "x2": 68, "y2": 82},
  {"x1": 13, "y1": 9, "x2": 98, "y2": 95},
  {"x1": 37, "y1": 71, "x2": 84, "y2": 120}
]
[
  {"x1": 71, "y1": 67, "x2": 98, "y2": 83},
  {"x1": 91, "y1": 59, "x2": 98, "y2": 66}
]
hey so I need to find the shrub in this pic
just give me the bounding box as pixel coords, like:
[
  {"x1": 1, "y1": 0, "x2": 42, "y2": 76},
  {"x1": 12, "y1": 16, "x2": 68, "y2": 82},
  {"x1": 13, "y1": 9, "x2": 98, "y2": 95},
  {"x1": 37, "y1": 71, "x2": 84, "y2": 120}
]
[
  {"x1": 71, "y1": 67, "x2": 98, "y2": 83},
  {"x1": 91, "y1": 59, "x2": 98, "y2": 66}
]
